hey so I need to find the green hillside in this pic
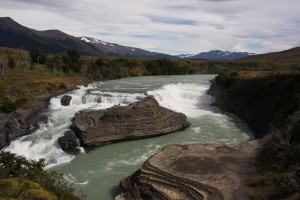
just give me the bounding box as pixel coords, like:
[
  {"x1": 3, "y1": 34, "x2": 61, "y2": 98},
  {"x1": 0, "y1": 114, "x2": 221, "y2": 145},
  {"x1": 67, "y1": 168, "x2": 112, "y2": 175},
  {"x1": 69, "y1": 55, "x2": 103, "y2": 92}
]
[{"x1": 242, "y1": 47, "x2": 300, "y2": 69}]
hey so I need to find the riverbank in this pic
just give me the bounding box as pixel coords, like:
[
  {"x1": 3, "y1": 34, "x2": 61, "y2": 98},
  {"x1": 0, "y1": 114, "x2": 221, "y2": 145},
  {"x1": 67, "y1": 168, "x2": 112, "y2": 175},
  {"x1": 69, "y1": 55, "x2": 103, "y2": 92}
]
[
  {"x1": 208, "y1": 73, "x2": 300, "y2": 199},
  {"x1": 0, "y1": 75, "x2": 90, "y2": 149},
  {"x1": 116, "y1": 73, "x2": 300, "y2": 199}
]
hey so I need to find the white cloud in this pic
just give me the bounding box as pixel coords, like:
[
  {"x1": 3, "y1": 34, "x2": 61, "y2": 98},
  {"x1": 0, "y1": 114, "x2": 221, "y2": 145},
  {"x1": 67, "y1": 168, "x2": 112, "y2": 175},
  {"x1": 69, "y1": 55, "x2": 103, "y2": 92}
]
[{"x1": 1, "y1": 0, "x2": 299, "y2": 54}]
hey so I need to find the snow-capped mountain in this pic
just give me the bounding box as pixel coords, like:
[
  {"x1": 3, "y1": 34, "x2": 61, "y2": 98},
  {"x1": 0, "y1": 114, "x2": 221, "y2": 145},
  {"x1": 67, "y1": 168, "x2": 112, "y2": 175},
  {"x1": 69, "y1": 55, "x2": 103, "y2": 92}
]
[
  {"x1": 182, "y1": 50, "x2": 253, "y2": 60},
  {"x1": 0, "y1": 17, "x2": 252, "y2": 60},
  {"x1": 0, "y1": 17, "x2": 176, "y2": 58},
  {"x1": 177, "y1": 54, "x2": 195, "y2": 59},
  {"x1": 79, "y1": 36, "x2": 177, "y2": 59}
]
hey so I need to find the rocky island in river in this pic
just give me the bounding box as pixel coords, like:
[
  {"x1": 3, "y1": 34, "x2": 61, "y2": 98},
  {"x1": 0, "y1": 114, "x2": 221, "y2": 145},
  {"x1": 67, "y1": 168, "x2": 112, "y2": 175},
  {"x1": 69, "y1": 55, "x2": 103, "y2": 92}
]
[{"x1": 66, "y1": 96, "x2": 190, "y2": 151}]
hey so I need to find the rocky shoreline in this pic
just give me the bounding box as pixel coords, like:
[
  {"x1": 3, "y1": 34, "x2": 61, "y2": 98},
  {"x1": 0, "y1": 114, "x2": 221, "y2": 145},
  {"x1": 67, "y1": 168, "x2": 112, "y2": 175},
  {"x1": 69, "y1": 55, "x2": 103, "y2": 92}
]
[
  {"x1": 116, "y1": 141, "x2": 260, "y2": 200},
  {"x1": 0, "y1": 85, "x2": 79, "y2": 150}
]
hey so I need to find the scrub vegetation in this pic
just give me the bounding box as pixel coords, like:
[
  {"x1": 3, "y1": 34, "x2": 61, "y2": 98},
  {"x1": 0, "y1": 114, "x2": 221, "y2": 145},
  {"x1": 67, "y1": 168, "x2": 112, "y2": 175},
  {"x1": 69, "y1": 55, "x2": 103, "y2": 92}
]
[
  {"x1": 0, "y1": 151, "x2": 84, "y2": 200},
  {"x1": 249, "y1": 111, "x2": 300, "y2": 199}
]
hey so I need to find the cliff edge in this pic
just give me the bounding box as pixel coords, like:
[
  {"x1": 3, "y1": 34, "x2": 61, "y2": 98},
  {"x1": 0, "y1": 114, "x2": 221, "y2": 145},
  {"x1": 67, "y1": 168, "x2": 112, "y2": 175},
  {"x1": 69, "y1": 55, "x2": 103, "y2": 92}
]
[{"x1": 208, "y1": 74, "x2": 300, "y2": 138}]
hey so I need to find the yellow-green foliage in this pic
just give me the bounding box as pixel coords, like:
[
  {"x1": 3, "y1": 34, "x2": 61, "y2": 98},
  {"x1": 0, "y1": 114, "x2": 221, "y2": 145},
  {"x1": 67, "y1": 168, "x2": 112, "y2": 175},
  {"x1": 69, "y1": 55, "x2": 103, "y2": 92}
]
[
  {"x1": 0, "y1": 151, "x2": 83, "y2": 200},
  {"x1": 0, "y1": 178, "x2": 57, "y2": 200}
]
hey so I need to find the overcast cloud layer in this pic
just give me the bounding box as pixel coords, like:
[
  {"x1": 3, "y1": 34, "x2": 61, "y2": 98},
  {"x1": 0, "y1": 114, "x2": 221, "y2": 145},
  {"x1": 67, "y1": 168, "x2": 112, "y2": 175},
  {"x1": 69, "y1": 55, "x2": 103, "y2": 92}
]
[{"x1": 1, "y1": 0, "x2": 299, "y2": 54}]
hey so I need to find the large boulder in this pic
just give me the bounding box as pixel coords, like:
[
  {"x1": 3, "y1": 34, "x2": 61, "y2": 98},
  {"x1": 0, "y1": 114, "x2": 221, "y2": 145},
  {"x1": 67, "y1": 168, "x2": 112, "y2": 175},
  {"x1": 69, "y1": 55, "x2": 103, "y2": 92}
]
[
  {"x1": 58, "y1": 130, "x2": 80, "y2": 155},
  {"x1": 60, "y1": 95, "x2": 72, "y2": 106},
  {"x1": 4, "y1": 112, "x2": 30, "y2": 143},
  {"x1": 117, "y1": 141, "x2": 260, "y2": 200},
  {"x1": 71, "y1": 96, "x2": 190, "y2": 149},
  {"x1": 2, "y1": 111, "x2": 48, "y2": 149}
]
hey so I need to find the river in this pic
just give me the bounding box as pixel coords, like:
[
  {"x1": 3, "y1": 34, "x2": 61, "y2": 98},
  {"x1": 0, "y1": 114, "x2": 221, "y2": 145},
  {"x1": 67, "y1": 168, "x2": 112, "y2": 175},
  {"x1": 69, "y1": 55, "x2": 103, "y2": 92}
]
[{"x1": 5, "y1": 75, "x2": 252, "y2": 200}]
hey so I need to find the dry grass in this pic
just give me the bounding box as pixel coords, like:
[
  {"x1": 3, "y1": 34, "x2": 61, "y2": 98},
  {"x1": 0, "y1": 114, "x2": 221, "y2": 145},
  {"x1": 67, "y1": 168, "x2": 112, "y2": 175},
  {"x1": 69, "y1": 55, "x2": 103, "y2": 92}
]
[
  {"x1": 237, "y1": 70, "x2": 295, "y2": 79},
  {"x1": 0, "y1": 73, "x2": 88, "y2": 109},
  {"x1": 0, "y1": 47, "x2": 89, "y2": 111}
]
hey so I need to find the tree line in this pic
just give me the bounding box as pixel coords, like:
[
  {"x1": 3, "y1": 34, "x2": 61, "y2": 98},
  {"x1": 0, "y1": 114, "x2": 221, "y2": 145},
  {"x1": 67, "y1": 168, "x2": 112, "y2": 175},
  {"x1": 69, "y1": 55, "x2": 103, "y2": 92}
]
[{"x1": 0, "y1": 47, "x2": 286, "y2": 81}]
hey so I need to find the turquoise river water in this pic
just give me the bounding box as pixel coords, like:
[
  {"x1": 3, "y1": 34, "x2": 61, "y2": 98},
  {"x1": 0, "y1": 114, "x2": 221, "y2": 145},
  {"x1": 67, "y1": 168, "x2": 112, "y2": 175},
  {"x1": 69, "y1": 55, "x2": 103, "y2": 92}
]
[{"x1": 6, "y1": 75, "x2": 252, "y2": 200}]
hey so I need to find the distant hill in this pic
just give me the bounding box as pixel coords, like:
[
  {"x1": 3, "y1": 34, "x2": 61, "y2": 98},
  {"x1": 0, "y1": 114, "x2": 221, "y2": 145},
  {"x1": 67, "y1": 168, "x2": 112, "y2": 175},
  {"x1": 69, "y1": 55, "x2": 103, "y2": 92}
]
[
  {"x1": 242, "y1": 47, "x2": 300, "y2": 68},
  {"x1": 184, "y1": 50, "x2": 253, "y2": 60},
  {"x1": 0, "y1": 17, "x2": 100, "y2": 55},
  {"x1": 0, "y1": 17, "x2": 176, "y2": 58}
]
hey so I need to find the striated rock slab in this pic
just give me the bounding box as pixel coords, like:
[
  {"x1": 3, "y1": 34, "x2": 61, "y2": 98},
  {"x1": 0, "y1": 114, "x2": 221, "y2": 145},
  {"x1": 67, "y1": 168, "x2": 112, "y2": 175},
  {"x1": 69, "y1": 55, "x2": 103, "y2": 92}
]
[
  {"x1": 117, "y1": 140, "x2": 260, "y2": 200},
  {"x1": 71, "y1": 97, "x2": 190, "y2": 149}
]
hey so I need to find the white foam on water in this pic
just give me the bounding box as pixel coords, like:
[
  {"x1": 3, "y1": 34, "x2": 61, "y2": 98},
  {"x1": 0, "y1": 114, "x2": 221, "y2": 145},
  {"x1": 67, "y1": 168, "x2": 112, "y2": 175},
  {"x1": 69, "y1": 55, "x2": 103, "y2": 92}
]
[
  {"x1": 191, "y1": 127, "x2": 201, "y2": 133},
  {"x1": 63, "y1": 174, "x2": 89, "y2": 185},
  {"x1": 103, "y1": 145, "x2": 161, "y2": 172},
  {"x1": 147, "y1": 83, "x2": 214, "y2": 118},
  {"x1": 5, "y1": 85, "x2": 146, "y2": 167},
  {"x1": 74, "y1": 181, "x2": 89, "y2": 185},
  {"x1": 4, "y1": 77, "x2": 235, "y2": 168}
]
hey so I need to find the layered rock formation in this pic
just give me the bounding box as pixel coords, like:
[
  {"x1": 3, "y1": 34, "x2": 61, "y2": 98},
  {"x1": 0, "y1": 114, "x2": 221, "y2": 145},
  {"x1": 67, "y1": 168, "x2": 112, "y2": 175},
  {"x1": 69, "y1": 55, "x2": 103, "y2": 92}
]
[
  {"x1": 71, "y1": 97, "x2": 190, "y2": 149},
  {"x1": 116, "y1": 141, "x2": 260, "y2": 200}
]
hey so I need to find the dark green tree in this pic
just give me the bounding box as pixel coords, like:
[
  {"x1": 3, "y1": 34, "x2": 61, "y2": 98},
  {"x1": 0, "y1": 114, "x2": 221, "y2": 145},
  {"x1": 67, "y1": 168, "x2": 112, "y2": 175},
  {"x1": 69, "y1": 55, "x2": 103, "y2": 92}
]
[
  {"x1": 29, "y1": 49, "x2": 47, "y2": 64},
  {"x1": 62, "y1": 48, "x2": 81, "y2": 73},
  {"x1": 7, "y1": 56, "x2": 16, "y2": 68},
  {"x1": 146, "y1": 60, "x2": 162, "y2": 75}
]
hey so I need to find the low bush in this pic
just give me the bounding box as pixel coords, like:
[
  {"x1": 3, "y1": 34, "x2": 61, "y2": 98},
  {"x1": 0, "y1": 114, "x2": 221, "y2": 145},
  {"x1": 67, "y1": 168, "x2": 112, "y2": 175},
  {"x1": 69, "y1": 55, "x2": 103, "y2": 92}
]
[
  {"x1": 0, "y1": 97, "x2": 27, "y2": 113},
  {"x1": 251, "y1": 111, "x2": 300, "y2": 199},
  {"x1": 215, "y1": 72, "x2": 239, "y2": 87},
  {"x1": 0, "y1": 151, "x2": 84, "y2": 200}
]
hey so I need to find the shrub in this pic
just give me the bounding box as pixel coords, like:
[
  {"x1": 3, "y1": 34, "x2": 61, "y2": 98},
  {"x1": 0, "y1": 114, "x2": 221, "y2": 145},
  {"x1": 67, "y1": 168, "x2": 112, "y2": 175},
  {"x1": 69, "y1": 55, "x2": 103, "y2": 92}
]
[
  {"x1": 7, "y1": 56, "x2": 16, "y2": 68},
  {"x1": 252, "y1": 111, "x2": 300, "y2": 199},
  {"x1": 58, "y1": 83, "x2": 67, "y2": 90},
  {"x1": 0, "y1": 99, "x2": 17, "y2": 113},
  {"x1": 0, "y1": 151, "x2": 84, "y2": 200},
  {"x1": 0, "y1": 178, "x2": 57, "y2": 200},
  {"x1": 30, "y1": 49, "x2": 48, "y2": 64},
  {"x1": 215, "y1": 72, "x2": 239, "y2": 87},
  {"x1": 0, "y1": 97, "x2": 28, "y2": 113}
]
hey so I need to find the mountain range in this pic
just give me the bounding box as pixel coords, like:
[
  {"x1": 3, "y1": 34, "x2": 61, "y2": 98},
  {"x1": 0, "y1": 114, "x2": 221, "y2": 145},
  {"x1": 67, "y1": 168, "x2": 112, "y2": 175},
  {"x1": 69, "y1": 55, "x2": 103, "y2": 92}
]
[
  {"x1": 78, "y1": 36, "x2": 176, "y2": 58},
  {"x1": 180, "y1": 50, "x2": 254, "y2": 60},
  {"x1": 0, "y1": 17, "x2": 252, "y2": 60}
]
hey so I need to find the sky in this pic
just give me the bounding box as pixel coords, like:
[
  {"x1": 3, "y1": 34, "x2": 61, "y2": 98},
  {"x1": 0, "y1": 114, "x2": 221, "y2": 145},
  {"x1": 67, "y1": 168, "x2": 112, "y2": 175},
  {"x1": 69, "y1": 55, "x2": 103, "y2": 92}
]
[{"x1": 1, "y1": 0, "x2": 300, "y2": 55}]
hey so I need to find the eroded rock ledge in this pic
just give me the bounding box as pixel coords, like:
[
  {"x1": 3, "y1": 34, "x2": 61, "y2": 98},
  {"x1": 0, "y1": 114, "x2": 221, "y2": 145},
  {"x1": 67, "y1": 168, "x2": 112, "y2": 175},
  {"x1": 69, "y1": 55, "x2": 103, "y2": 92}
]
[
  {"x1": 116, "y1": 141, "x2": 260, "y2": 200},
  {"x1": 71, "y1": 97, "x2": 190, "y2": 149}
]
